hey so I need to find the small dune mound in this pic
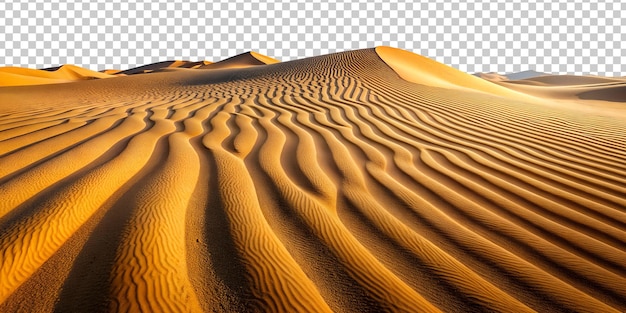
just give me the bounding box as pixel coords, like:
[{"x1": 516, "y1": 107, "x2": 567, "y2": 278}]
[
  {"x1": 475, "y1": 72, "x2": 509, "y2": 81},
  {"x1": 493, "y1": 73, "x2": 626, "y2": 106},
  {"x1": 501, "y1": 79, "x2": 549, "y2": 86},
  {"x1": 0, "y1": 66, "x2": 66, "y2": 79},
  {"x1": 522, "y1": 75, "x2": 624, "y2": 86},
  {"x1": 51, "y1": 65, "x2": 115, "y2": 80},
  {"x1": 0, "y1": 70, "x2": 70, "y2": 86},
  {"x1": 100, "y1": 69, "x2": 123, "y2": 75},
  {"x1": 0, "y1": 65, "x2": 114, "y2": 86}
]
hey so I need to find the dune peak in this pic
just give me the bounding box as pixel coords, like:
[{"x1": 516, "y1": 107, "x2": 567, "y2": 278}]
[{"x1": 375, "y1": 46, "x2": 537, "y2": 100}]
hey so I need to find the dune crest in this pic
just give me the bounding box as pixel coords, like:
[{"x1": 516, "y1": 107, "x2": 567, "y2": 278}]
[
  {"x1": 0, "y1": 48, "x2": 625, "y2": 312},
  {"x1": 375, "y1": 46, "x2": 536, "y2": 100}
]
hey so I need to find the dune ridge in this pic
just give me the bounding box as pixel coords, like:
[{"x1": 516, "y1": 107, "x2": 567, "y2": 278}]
[{"x1": 0, "y1": 48, "x2": 625, "y2": 312}]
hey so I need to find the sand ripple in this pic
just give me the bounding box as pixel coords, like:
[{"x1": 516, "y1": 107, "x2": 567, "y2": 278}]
[{"x1": 0, "y1": 48, "x2": 624, "y2": 312}]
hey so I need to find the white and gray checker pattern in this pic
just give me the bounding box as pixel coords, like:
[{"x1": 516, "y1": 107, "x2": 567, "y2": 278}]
[{"x1": 0, "y1": 0, "x2": 623, "y2": 76}]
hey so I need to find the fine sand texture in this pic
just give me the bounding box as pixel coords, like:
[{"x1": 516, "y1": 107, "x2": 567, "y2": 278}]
[{"x1": 0, "y1": 47, "x2": 625, "y2": 312}]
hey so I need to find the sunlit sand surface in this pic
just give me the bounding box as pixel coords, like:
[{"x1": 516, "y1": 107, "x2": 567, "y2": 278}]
[{"x1": 0, "y1": 47, "x2": 624, "y2": 312}]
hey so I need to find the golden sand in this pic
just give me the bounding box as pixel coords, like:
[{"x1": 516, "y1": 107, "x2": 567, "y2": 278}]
[{"x1": 0, "y1": 47, "x2": 624, "y2": 312}]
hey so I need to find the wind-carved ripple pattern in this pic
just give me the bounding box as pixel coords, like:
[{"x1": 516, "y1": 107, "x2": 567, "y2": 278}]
[{"x1": 0, "y1": 49, "x2": 624, "y2": 313}]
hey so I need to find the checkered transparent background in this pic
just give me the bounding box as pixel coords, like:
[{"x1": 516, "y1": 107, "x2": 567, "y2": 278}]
[{"x1": 1, "y1": 0, "x2": 624, "y2": 76}]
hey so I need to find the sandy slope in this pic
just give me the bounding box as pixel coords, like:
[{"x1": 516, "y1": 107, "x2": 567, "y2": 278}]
[{"x1": 0, "y1": 47, "x2": 624, "y2": 312}]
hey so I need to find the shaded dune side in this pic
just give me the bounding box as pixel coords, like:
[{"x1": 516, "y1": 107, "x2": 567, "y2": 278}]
[
  {"x1": 576, "y1": 83, "x2": 626, "y2": 102},
  {"x1": 0, "y1": 48, "x2": 625, "y2": 312}
]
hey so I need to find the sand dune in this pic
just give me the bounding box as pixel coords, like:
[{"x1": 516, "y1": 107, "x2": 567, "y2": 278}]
[
  {"x1": 519, "y1": 75, "x2": 625, "y2": 86},
  {"x1": 0, "y1": 71, "x2": 71, "y2": 86},
  {"x1": 478, "y1": 71, "x2": 626, "y2": 115},
  {"x1": 0, "y1": 47, "x2": 624, "y2": 312},
  {"x1": 102, "y1": 51, "x2": 276, "y2": 77},
  {"x1": 195, "y1": 51, "x2": 280, "y2": 70},
  {"x1": 473, "y1": 72, "x2": 509, "y2": 81},
  {"x1": 100, "y1": 69, "x2": 123, "y2": 75},
  {"x1": 376, "y1": 47, "x2": 537, "y2": 101},
  {"x1": 504, "y1": 70, "x2": 547, "y2": 80},
  {"x1": 0, "y1": 65, "x2": 115, "y2": 86},
  {"x1": 115, "y1": 60, "x2": 194, "y2": 75}
]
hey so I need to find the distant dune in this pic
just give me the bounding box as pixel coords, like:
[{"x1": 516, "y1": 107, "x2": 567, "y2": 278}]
[
  {"x1": 473, "y1": 70, "x2": 547, "y2": 81},
  {"x1": 473, "y1": 72, "x2": 509, "y2": 81},
  {"x1": 0, "y1": 65, "x2": 115, "y2": 86},
  {"x1": 519, "y1": 75, "x2": 625, "y2": 86},
  {"x1": 478, "y1": 73, "x2": 626, "y2": 105},
  {"x1": 504, "y1": 70, "x2": 547, "y2": 80},
  {"x1": 0, "y1": 47, "x2": 624, "y2": 312},
  {"x1": 196, "y1": 51, "x2": 279, "y2": 70}
]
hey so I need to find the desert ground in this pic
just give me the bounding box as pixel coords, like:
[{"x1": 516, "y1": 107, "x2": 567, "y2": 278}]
[{"x1": 0, "y1": 47, "x2": 624, "y2": 312}]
